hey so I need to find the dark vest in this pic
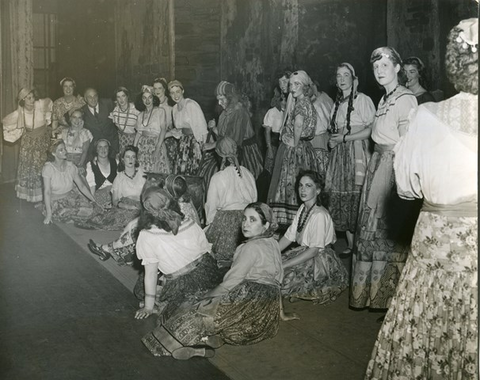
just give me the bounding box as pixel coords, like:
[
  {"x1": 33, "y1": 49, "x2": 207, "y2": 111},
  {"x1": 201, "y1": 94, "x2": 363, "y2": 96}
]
[{"x1": 91, "y1": 158, "x2": 117, "y2": 190}]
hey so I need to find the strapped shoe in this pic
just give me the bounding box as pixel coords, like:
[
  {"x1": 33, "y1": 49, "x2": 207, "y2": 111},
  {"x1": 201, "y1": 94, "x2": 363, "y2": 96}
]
[{"x1": 87, "y1": 239, "x2": 111, "y2": 262}]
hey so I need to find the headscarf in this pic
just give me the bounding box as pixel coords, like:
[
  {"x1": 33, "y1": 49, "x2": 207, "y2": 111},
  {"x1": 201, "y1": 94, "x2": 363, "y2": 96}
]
[
  {"x1": 141, "y1": 186, "x2": 183, "y2": 235},
  {"x1": 339, "y1": 62, "x2": 359, "y2": 95},
  {"x1": 244, "y1": 202, "x2": 278, "y2": 241},
  {"x1": 164, "y1": 174, "x2": 186, "y2": 200},
  {"x1": 141, "y1": 85, "x2": 154, "y2": 95},
  {"x1": 457, "y1": 18, "x2": 478, "y2": 51},
  {"x1": 215, "y1": 81, "x2": 235, "y2": 97},
  {"x1": 167, "y1": 80, "x2": 184, "y2": 91},
  {"x1": 16, "y1": 87, "x2": 35, "y2": 132},
  {"x1": 215, "y1": 136, "x2": 242, "y2": 177},
  {"x1": 281, "y1": 70, "x2": 313, "y2": 128}
]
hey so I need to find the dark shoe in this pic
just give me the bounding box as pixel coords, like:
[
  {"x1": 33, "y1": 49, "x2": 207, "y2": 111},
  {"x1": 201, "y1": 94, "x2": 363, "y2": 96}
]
[
  {"x1": 87, "y1": 239, "x2": 111, "y2": 261},
  {"x1": 172, "y1": 346, "x2": 215, "y2": 360}
]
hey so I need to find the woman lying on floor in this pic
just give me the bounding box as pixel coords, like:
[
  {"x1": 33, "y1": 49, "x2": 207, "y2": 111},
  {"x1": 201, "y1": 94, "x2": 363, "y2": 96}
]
[
  {"x1": 279, "y1": 170, "x2": 348, "y2": 305},
  {"x1": 139, "y1": 202, "x2": 292, "y2": 360},
  {"x1": 88, "y1": 174, "x2": 200, "y2": 267},
  {"x1": 134, "y1": 186, "x2": 222, "y2": 322}
]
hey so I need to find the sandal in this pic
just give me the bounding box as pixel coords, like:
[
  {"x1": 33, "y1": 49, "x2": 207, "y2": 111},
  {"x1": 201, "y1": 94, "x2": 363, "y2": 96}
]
[
  {"x1": 87, "y1": 239, "x2": 111, "y2": 261},
  {"x1": 172, "y1": 346, "x2": 215, "y2": 360}
]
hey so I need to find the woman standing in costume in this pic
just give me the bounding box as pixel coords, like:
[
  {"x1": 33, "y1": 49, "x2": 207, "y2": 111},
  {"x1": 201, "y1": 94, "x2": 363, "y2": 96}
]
[
  {"x1": 349, "y1": 47, "x2": 417, "y2": 310},
  {"x1": 279, "y1": 171, "x2": 348, "y2": 305},
  {"x1": 2, "y1": 88, "x2": 52, "y2": 202},
  {"x1": 109, "y1": 87, "x2": 140, "y2": 154},
  {"x1": 140, "y1": 202, "x2": 284, "y2": 360},
  {"x1": 403, "y1": 56, "x2": 436, "y2": 105},
  {"x1": 169, "y1": 80, "x2": 208, "y2": 175},
  {"x1": 366, "y1": 19, "x2": 478, "y2": 379},
  {"x1": 325, "y1": 63, "x2": 376, "y2": 256},
  {"x1": 267, "y1": 70, "x2": 318, "y2": 226},
  {"x1": 134, "y1": 85, "x2": 169, "y2": 173}
]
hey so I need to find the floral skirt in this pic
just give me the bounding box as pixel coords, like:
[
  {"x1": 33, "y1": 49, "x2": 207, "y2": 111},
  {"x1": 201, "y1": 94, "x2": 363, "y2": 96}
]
[
  {"x1": 93, "y1": 186, "x2": 112, "y2": 208},
  {"x1": 350, "y1": 150, "x2": 416, "y2": 310},
  {"x1": 137, "y1": 135, "x2": 170, "y2": 173},
  {"x1": 38, "y1": 188, "x2": 95, "y2": 223},
  {"x1": 325, "y1": 140, "x2": 370, "y2": 232},
  {"x1": 75, "y1": 206, "x2": 140, "y2": 231},
  {"x1": 282, "y1": 245, "x2": 348, "y2": 304},
  {"x1": 118, "y1": 132, "x2": 136, "y2": 155},
  {"x1": 313, "y1": 148, "x2": 330, "y2": 179},
  {"x1": 205, "y1": 210, "x2": 244, "y2": 268},
  {"x1": 267, "y1": 141, "x2": 319, "y2": 226},
  {"x1": 164, "y1": 137, "x2": 179, "y2": 172},
  {"x1": 141, "y1": 281, "x2": 281, "y2": 356},
  {"x1": 197, "y1": 150, "x2": 220, "y2": 192},
  {"x1": 134, "y1": 253, "x2": 223, "y2": 321},
  {"x1": 175, "y1": 135, "x2": 203, "y2": 176},
  {"x1": 365, "y1": 212, "x2": 478, "y2": 379},
  {"x1": 102, "y1": 217, "x2": 138, "y2": 265},
  {"x1": 16, "y1": 126, "x2": 51, "y2": 202}
]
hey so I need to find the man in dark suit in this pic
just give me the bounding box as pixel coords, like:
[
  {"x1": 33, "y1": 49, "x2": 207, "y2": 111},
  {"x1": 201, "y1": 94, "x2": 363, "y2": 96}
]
[{"x1": 82, "y1": 88, "x2": 119, "y2": 160}]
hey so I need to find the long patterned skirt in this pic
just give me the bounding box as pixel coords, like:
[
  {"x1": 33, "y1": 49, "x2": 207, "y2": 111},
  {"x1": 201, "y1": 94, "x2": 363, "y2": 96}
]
[
  {"x1": 102, "y1": 217, "x2": 138, "y2": 265},
  {"x1": 197, "y1": 150, "x2": 220, "y2": 192},
  {"x1": 38, "y1": 188, "x2": 95, "y2": 223},
  {"x1": 118, "y1": 131, "x2": 136, "y2": 155},
  {"x1": 240, "y1": 142, "x2": 263, "y2": 179},
  {"x1": 365, "y1": 212, "x2": 478, "y2": 379},
  {"x1": 205, "y1": 210, "x2": 244, "y2": 268},
  {"x1": 282, "y1": 245, "x2": 348, "y2": 304},
  {"x1": 75, "y1": 206, "x2": 140, "y2": 231},
  {"x1": 325, "y1": 139, "x2": 370, "y2": 232},
  {"x1": 137, "y1": 135, "x2": 170, "y2": 173},
  {"x1": 16, "y1": 126, "x2": 51, "y2": 202},
  {"x1": 267, "y1": 141, "x2": 319, "y2": 226},
  {"x1": 134, "y1": 253, "x2": 223, "y2": 321},
  {"x1": 141, "y1": 281, "x2": 281, "y2": 357},
  {"x1": 175, "y1": 135, "x2": 203, "y2": 176},
  {"x1": 350, "y1": 148, "x2": 413, "y2": 310},
  {"x1": 164, "y1": 136, "x2": 179, "y2": 173}
]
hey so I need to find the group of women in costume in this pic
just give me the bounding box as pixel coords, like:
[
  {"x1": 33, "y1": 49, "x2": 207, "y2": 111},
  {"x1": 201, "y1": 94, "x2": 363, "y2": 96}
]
[{"x1": 1, "y1": 17, "x2": 477, "y2": 378}]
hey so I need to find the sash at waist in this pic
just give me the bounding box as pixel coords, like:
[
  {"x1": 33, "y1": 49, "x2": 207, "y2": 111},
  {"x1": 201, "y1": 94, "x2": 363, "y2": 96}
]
[
  {"x1": 374, "y1": 143, "x2": 395, "y2": 154},
  {"x1": 242, "y1": 135, "x2": 258, "y2": 147},
  {"x1": 25, "y1": 124, "x2": 48, "y2": 137},
  {"x1": 422, "y1": 200, "x2": 477, "y2": 217}
]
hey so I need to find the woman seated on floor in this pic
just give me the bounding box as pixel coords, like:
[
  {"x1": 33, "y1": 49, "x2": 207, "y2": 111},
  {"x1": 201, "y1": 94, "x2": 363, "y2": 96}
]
[
  {"x1": 134, "y1": 186, "x2": 223, "y2": 321},
  {"x1": 41, "y1": 139, "x2": 100, "y2": 225},
  {"x1": 139, "y1": 202, "x2": 286, "y2": 360},
  {"x1": 85, "y1": 139, "x2": 118, "y2": 207},
  {"x1": 204, "y1": 136, "x2": 257, "y2": 268},
  {"x1": 75, "y1": 145, "x2": 146, "y2": 231},
  {"x1": 88, "y1": 174, "x2": 200, "y2": 267},
  {"x1": 279, "y1": 170, "x2": 348, "y2": 305}
]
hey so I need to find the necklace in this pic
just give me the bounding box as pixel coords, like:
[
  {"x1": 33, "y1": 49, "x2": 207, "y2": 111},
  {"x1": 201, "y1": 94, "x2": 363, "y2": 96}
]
[
  {"x1": 142, "y1": 107, "x2": 154, "y2": 128},
  {"x1": 297, "y1": 204, "x2": 315, "y2": 233},
  {"x1": 119, "y1": 104, "x2": 130, "y2": 132},
  {"x1": 23, "y1": 106, "x2": 35, "y2": 132},
  {"x1": 383, "y1": 85, "x2": 399, "y2": 101},
  {"x1": 124, "y1": 168, "x2": 138, "y2": 180}
]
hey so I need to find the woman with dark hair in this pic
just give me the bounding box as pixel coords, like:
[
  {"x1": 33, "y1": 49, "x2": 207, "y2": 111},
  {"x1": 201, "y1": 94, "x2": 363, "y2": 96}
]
[
  {"x1": 168, "y1": 79, "x2": 208, "y2": 175},
  {"x1": 366, "y1": 19, "x2": 478, "y2": 379},
  {"x1": 2, "y1": 88, "x2": 53, "y2": 202},
  {"x1": 75, "y1": 145, "x2": 145, "y2": 231},
  {"x1": 267, "y1": 70, "x2": 319, "y2": 226},
  {"x1": 199, "y1": 81, "x2": 263, "y2": 189},
  {"x1": 88, "y1": 174, "x2": 200, "y2": 265},
  {"x1": 52, "y1": 77, "x2": 85, "y2": 134},
  {"x1": 85, "y1": 139, "x2": 117, "y2": 206},
  {"x1": 110, "y1": 87, "x2": 140, "y2": 153},
  {"x1": 349, "y1": 47, "x2": 418, "y2": 311},
  {"x1": 134, "y1": 187, "x2": 222, "y2": 321},
  {"x1": 403, "y1": 56, "x2": 435, "y2": 105},
  {"x1": 40, "y1": 139, "x2": 98, "y2": 224},
  {"x1": 134, "y1": 85, "x2": 169, "y2": 173},
  {"x1": 325, "y1": 63, "x2": 376, "y2": 256},
  {"x1": 140, "y1": 202, "x2": 284, "y2": 360},
  {"x1": 204, "y1": 136, "x2": 257, "y2": 268},
  {"x1": 59, "y1": 108, "x2": 93, "y2": 172},
  {"x1": 279, "y1": 170, "x2": 348, "y2": 305}
]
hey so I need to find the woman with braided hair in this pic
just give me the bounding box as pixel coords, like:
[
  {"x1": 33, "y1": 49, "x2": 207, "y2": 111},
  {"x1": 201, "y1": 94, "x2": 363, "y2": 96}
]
[
  {"x1": 204, "y1": 136, "x2": 257, "y2": 268},
  {"x1": 325, "y1": 63, "x2": 376, "y2": 256}
]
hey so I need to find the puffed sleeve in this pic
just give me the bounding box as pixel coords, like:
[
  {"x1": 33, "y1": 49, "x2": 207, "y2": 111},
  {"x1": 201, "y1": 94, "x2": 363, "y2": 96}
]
[
  {"x1": 205, "y1": 173, "x2": 221, "y2": 225},
  {"x1": 82, "y1": 129, "x2": 93, "y2": 143},
  {"x1": 393, "y1": 107, "x2": 423, "y2": 200},
  {"x1": 186, "y1": 100, "x2": 208, "y2": 143},
  {"x1": 357, "y1": 93, "x2": 376, "y2": 126},
  {"x1": 301, "y1": 209, "x2": 336, "y2": 248},
  {"x1": 42, "y1": 163, "x2": 54, "y2": 179},
  {"x1": 263, "y1": 108, "x2": 276, "y2": 128},
  {"x1": 284, "y1": 206, "x2": 302, "y2": 242},
  {"x1": 136, "y1": 231, "x2": 160, "y2": 265},
  {"x1": 2, "y1": 109, "x2": 20, "y2": 131},
  {"x1": 394, "y1": 93, "x2": 417, "y2": 136},
  {"x1": 111, "y1": 174, "x2": 123, "y2": 198},
  {"x1": 220, "y1": 243, "x2": 258, "y2": 291},
  {"x1": 85, "y1": 162, "x2": 96, "y2": 188}
]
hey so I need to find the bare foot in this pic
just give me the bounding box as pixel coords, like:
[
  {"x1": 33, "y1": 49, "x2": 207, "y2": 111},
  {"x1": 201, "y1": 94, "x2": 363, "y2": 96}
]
[{"x1": 280, "y1": 310, "x2": 300, "y2": 321}]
